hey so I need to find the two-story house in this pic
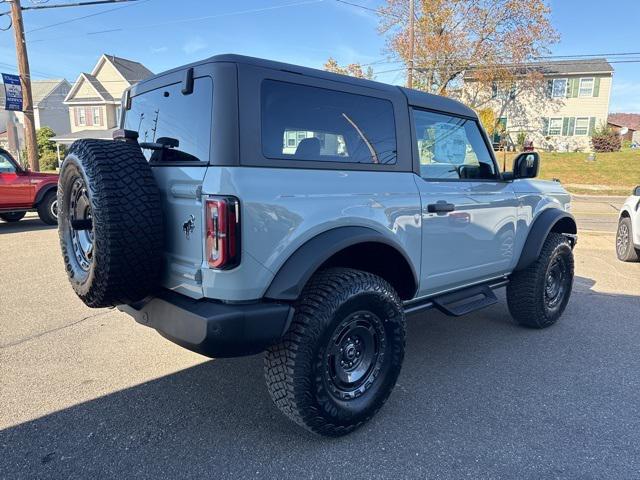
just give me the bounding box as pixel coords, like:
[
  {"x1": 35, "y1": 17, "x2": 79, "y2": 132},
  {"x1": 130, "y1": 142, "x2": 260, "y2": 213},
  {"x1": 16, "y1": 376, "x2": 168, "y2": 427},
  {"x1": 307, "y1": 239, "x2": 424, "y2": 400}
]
[
  {"x1": 52, "y1": 54, "x2": 152, "y2": 148},
  {"x1": 464, "y1": 59, "x2": 614, "y2": 151},
  {"x1": 1, "y1": 78, "x2": 72, "y2": 154}
]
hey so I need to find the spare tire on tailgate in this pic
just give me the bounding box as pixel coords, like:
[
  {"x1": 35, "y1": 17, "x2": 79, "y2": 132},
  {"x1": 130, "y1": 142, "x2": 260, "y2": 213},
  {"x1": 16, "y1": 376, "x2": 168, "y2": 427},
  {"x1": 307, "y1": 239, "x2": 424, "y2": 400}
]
[{"x1": 57, "y1": 139, "x2": 163, "y2": 308}]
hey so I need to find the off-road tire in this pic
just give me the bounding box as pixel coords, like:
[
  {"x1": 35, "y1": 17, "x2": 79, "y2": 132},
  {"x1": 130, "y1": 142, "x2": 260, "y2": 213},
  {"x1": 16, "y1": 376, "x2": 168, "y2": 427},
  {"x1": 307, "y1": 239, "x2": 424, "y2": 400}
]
[
  {"x1": 37, "y1": 190, "x2": 58, "y2": 225},
  {"x1": 507, "y1": 232, "x2": 574, "y2": 328},
  {"x1": 0, "y1": 211, "x2": 26, "y2": 222},
  {"x1": 58, "y1": 139, "x2": 163, "y2": 308},
  {"x1": 264, "y1": 268, "x2": 406, "y2": 437},
  {"x1": 616, "y1": 217, "x2": 639, "y2": 262}
]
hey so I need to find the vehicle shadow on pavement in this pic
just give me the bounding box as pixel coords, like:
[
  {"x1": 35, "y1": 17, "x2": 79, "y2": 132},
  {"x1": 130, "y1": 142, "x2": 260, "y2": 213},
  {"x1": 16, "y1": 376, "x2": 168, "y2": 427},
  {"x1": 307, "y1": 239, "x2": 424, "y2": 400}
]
[
  {"x1": 2, "y1": 280, "x2": 640, "y2": 479},
  {"x1": 0, "y1": 218, "x2": 56, "y2": 234}
]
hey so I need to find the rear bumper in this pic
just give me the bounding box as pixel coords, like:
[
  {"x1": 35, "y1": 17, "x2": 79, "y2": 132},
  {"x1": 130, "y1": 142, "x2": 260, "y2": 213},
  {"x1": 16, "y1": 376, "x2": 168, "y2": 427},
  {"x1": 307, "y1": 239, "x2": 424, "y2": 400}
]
[{"x1": 118, "y1": 290, "x2": 294, "y2": 358}]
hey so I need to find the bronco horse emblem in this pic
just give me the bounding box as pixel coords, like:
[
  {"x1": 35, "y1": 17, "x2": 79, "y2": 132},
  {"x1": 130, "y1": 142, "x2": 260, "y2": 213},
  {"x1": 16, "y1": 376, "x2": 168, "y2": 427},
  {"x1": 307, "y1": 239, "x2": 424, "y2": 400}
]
[{"x1": 182, "y1": 215, "x2": 195, "y2": 239}]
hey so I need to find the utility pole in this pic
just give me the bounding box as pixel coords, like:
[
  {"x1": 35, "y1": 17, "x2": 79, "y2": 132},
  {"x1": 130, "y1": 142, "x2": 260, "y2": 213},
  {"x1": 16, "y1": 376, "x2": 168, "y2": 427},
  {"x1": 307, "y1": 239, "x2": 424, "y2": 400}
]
[
  {"x1": 8, "y1": 0, "x2": 39, "y2": 171},
  {"x1": 407, "y1": 0, "x2": 415, "y2": 89}
]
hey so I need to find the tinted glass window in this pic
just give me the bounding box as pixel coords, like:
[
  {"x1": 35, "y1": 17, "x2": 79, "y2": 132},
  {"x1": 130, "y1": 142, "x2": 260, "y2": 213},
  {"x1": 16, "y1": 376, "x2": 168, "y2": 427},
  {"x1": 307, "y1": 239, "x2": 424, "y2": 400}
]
[
  {"x1": 261, "y1": 80, "x2": 397, "y2": 165},
  {"x1": 124, "y1": 77, "x2": 213, "y2": 163},
  {"x1": 0, "y1": 152, "x2": 16, "y2": 173},
  {"x1": 413, "y1": 109, "x2": 496, "y2": 180}
]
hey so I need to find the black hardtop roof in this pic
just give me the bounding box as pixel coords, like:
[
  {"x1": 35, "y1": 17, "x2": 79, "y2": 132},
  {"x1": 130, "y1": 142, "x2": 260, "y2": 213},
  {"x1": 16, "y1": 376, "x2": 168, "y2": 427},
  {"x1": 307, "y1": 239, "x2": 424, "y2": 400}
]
[{"x1": 141, "y1": 53, "x2": 477, "y2": 119}]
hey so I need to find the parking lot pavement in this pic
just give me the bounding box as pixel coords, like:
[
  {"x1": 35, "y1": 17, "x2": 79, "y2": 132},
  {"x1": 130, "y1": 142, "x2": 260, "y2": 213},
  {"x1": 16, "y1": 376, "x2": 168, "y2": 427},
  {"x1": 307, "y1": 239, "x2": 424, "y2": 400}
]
[{"x1": 1, "y1": 215, "x2": 639, "y2": 479}]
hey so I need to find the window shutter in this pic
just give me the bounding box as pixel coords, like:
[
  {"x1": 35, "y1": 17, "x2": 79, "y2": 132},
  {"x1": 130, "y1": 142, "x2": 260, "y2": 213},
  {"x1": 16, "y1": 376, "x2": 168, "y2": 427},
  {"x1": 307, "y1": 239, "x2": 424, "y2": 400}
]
[
  {"x1": 73, "y1": 107, "x2": 78, "y2": 125},
  {"x1": 541, "y1": 117, "x2": 549, "y2": 136},
  {"x1": 593, "y1": 77, "x2": 600, "y2": 97},
  {"x1": 99, "y1": 108, "x2": 103, "y2": 126},
  {"x1": 567, "y1": 117, "x2": 575, "y2": 136},
  {"x1": 569, "y1": 78, "x2": 579, "y2": 98},
  {"x1": 547, "y1": 80, "x2": 553, "y2": 98},
  {"x1": 562, "y1": 117, "x2": 569, "y2": 136},
  {"x1": 588, "y1": 117, "x2": 596, "y2": 136},
  {"x1": 86, "y1": 107, "x2": 93, "y2": 126}
]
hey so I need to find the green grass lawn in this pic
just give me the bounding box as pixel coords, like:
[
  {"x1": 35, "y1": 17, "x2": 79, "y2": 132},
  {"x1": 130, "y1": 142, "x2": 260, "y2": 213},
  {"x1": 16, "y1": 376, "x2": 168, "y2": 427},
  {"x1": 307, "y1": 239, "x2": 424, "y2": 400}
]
[{"x1": 497, "y1": 149, "x2": 640, "y2": 196}]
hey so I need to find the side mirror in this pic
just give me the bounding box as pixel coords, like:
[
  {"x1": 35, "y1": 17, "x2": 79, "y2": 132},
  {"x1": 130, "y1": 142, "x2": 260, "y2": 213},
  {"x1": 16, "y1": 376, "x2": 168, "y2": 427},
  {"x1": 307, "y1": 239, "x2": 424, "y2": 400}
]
[
  {"x1": 512, "y1": 152, "x2": 540, "y2": 179},
  {"x1": 634, "y1": 185, "x2": 640, "y2": 196}
]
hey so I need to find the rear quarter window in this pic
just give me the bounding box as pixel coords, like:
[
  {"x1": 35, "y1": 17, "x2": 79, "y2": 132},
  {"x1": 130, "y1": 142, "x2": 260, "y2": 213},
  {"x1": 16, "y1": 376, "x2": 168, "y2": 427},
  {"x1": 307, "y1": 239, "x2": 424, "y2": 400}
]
[
  {"x1": 124, "y1": 77, "x2": 213, "y2": 163},
  {"x1": 261, "y1": 80, "x2": 397, "y2": 166}
]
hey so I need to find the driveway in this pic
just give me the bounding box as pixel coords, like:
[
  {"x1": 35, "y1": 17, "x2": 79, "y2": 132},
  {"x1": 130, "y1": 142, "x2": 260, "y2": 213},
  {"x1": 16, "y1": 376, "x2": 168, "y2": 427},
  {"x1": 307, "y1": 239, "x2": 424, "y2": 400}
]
[{"x1": 1, "y1": 214, "x2": 639, "y2": 479}]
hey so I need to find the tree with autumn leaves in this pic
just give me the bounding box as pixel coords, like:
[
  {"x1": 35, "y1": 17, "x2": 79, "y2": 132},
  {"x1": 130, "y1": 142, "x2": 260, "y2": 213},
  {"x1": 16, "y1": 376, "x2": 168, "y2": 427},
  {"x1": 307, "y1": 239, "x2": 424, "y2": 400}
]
[{"x1": 325, "y1": 0, "x2": 558, "y2": 128}]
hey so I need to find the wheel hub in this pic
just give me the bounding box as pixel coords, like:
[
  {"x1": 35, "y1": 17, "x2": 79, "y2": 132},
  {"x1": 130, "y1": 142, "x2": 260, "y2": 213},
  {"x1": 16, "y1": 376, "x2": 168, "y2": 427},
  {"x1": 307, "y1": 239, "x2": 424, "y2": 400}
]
[
  {"x1": 617, "y1": 223, "x2": 629, "y2": 256},
  {"x1": 325, "y1": 311, "x2": 386, "y2": 401},
  {"x1": 69, "y1": 178, "x2": 94, "y2": 271},
  {"x1": 544, "y1": 256, "x2": 568, "y2": 309}
]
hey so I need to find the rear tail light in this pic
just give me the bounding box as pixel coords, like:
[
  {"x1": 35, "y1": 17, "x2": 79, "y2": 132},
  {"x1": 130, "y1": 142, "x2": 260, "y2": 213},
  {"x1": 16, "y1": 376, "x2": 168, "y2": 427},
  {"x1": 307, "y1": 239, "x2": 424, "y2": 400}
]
[{"x1": 205, "y1": 196, "x2": 240, "y2": 270}]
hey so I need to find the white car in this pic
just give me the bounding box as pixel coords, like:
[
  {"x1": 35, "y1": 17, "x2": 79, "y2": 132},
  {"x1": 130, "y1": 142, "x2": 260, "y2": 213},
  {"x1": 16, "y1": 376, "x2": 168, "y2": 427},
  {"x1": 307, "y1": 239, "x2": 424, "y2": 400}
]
[{"x1": 617, "y1": 186, "x2": 640, "y2": 262}]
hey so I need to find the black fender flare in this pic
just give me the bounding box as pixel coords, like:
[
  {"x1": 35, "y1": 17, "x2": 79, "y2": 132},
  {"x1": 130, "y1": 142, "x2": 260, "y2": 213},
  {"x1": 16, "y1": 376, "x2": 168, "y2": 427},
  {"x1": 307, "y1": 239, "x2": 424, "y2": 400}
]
[
  {"x1": 264, "y1": 226, "x2": 418, "y2": 301},
  {"x1": 515, "y1": 208, "x2": 577, "y2": 271},
  {"x1": 34, "y1": 183, "x2": 57, "y2": 205}
]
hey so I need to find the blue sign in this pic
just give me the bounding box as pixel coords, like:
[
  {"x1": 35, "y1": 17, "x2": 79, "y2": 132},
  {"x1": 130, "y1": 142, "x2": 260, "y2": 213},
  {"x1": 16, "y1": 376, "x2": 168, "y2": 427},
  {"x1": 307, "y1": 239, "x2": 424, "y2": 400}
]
[{"x1": 2, "y1": 73, "x2": 23, "y2": 111}]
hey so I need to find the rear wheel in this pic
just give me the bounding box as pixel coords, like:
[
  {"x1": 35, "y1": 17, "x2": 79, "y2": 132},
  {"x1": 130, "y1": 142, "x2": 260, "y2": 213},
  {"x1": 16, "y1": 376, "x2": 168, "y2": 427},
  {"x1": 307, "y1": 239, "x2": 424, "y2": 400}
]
[
  {"x1": 616, "y1": 217, "x2": 639, "y2": 262},
  {"x1": 507, "y1": 233, "x2": 574, "y2": 328},
  {"x1": 37, "y1": 190, "x2": 58, "y2": 225},
  {"x1": 0, "y1": 211, "x2": 26, "y2": 222},
  {"x1": 264, "y1": 268, "x2": 405, "y2": 437}
]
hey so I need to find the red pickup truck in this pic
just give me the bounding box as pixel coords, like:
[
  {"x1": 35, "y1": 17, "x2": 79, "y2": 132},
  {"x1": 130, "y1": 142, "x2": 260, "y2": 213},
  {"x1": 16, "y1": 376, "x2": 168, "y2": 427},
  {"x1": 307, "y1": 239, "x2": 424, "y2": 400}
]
[{"x1": 0, "y1": 147, "x2": 58, "y2": 224}]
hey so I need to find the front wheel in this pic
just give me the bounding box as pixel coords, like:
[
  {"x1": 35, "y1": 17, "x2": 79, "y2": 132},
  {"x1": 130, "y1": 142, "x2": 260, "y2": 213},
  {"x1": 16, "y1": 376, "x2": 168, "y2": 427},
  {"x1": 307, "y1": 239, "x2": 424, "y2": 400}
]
[
  {"x1": 37, "y1": 190, "x2": 58, "y2": 225},
  {"x1": 0, "y1": 211, "x2": 26, "y2": 222},
  {"x1": 507, "y1": 233, "x2": 574, "y2": 328},
  {"x1": 616, "y1": 217, "x2": 639, "y2": 262},
  {"x1": 264, "y1": 268, "x2": 406, "y2": 437}
]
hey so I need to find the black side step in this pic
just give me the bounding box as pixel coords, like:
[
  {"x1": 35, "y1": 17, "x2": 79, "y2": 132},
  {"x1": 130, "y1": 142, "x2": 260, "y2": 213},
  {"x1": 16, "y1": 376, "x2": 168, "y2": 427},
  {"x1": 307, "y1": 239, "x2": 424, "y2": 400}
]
[{"x1": 431, "y1": 284, "x2": 498, "y2": 317}]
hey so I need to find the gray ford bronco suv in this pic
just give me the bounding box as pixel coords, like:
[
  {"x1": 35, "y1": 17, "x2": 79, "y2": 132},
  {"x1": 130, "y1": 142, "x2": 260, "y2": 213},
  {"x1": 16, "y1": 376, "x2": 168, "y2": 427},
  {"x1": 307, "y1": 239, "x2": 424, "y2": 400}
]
[{"x1": 57, "y1": 54, "x2": 577, "y2": 437}]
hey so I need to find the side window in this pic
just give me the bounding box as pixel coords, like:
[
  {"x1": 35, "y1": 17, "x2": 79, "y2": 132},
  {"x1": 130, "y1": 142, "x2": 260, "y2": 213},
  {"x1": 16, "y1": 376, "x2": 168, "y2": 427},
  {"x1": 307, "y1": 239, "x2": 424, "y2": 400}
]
[
  {"x1": 0, "y1": 152, "x2": 16, "y2": 173},
  {"x1": 261, "y1": 80, "x2": 397, "y2": 165},
  {"x1": 124, "y1": 77, "x2": 213, "y2": 163},
  {"x1": 413, "y1": 109, "x2": 497, "y2": 180}
]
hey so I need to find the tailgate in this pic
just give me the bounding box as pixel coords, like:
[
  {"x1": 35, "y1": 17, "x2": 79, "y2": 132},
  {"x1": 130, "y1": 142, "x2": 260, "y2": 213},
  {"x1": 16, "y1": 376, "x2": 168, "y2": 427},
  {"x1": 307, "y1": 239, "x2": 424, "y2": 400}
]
[{"x1": 152, "y1": 165, "x2": 206, "y2": 298}]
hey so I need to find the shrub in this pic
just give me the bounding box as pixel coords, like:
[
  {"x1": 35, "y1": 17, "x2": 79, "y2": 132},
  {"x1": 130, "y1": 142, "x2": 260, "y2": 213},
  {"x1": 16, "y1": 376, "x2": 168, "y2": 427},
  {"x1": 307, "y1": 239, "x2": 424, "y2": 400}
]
[
  {"x1": 591, "y1": 124, "x2": 621, "y2": 152},
  {"x1": 39, "y1": 151, "x2": 60, "y2": 171}
]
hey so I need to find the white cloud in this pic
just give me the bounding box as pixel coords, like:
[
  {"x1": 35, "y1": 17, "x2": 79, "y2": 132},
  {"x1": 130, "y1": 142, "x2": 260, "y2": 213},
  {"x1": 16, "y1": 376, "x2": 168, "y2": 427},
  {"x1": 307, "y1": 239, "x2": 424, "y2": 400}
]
[
  {"x1": 182, "y1": 37, "x2": 207, "y2": 55},
  {"x1": 150, "y1": 46, "x2": 168, "y2": 54}
]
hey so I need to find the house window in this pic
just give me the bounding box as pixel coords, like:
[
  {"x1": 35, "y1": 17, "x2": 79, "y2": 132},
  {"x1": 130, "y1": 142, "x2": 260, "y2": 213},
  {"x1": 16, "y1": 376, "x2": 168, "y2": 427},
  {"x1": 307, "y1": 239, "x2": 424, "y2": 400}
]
[
  {"x1": 579, "y1": 78, "x2": 594, "y2": 97},
  {"x1": 552, "y1": 79, "x2": 567, "y2": 98},
  {"x1": 93, "y1": 107, "x2": 101, "y2": 126},
  {"x1": 574, "y1": 117, "x2": 589, "y2": 136},
  {"x1": 77, "y1": 107, "x2": 86, "y2": 126},
  {"x1": 548, "y1": 117, "x2": 563, "y2": 136}
]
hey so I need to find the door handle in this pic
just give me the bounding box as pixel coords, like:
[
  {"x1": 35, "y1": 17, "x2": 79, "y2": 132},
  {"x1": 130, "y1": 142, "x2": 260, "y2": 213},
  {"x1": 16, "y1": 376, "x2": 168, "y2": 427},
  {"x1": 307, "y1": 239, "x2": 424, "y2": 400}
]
[{"x1": 427, "y1": 202, "x2": 455, "y2": 213}]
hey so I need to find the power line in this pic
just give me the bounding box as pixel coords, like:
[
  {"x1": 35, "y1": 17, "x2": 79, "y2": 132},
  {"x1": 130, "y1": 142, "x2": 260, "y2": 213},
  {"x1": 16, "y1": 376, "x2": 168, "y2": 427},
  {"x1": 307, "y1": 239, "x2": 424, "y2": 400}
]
[
  {"x1": 27, "y1": 0, "x2": 326, "y2": 43},
  {"x1": 26, "y1": 0, "x2": 150, "y2": 33},
  {"x1": 0, "y1": 0, "x2": 140, "y2": 16}
]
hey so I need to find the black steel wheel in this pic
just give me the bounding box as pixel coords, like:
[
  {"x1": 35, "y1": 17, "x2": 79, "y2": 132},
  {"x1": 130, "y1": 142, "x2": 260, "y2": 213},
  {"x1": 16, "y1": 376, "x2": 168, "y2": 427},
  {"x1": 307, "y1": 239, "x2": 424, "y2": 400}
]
[
  {"x1": 507, "y1": 232, "x2": 574, "y2": 328},
  {"x1": 265, "y1": 268, "x2": 405, "y2": 437},
  {"x1": 616, "y1": 217, "x2": 639, "y2": 262},
  {"x1": 324, "y1": 310, "x2": 386, "y2": 401}
]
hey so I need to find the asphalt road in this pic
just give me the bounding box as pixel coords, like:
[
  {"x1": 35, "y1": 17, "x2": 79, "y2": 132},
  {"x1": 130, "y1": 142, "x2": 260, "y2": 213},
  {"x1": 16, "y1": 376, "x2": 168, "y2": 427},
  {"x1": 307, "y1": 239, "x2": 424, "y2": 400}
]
[
  {"x1": 1, "y1": 212, "x2": 639, "y2": 479},
  {"x1": 572, "y1": 195, "x2": 625, "y2": 233}
]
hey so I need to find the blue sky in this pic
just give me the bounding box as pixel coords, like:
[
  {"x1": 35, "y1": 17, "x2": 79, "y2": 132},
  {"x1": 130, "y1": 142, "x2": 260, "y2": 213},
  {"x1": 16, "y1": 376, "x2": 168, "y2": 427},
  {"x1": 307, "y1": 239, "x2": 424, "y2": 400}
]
[{"x1": 0, "y1": 0, "x2": 638, "y2": 112}]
